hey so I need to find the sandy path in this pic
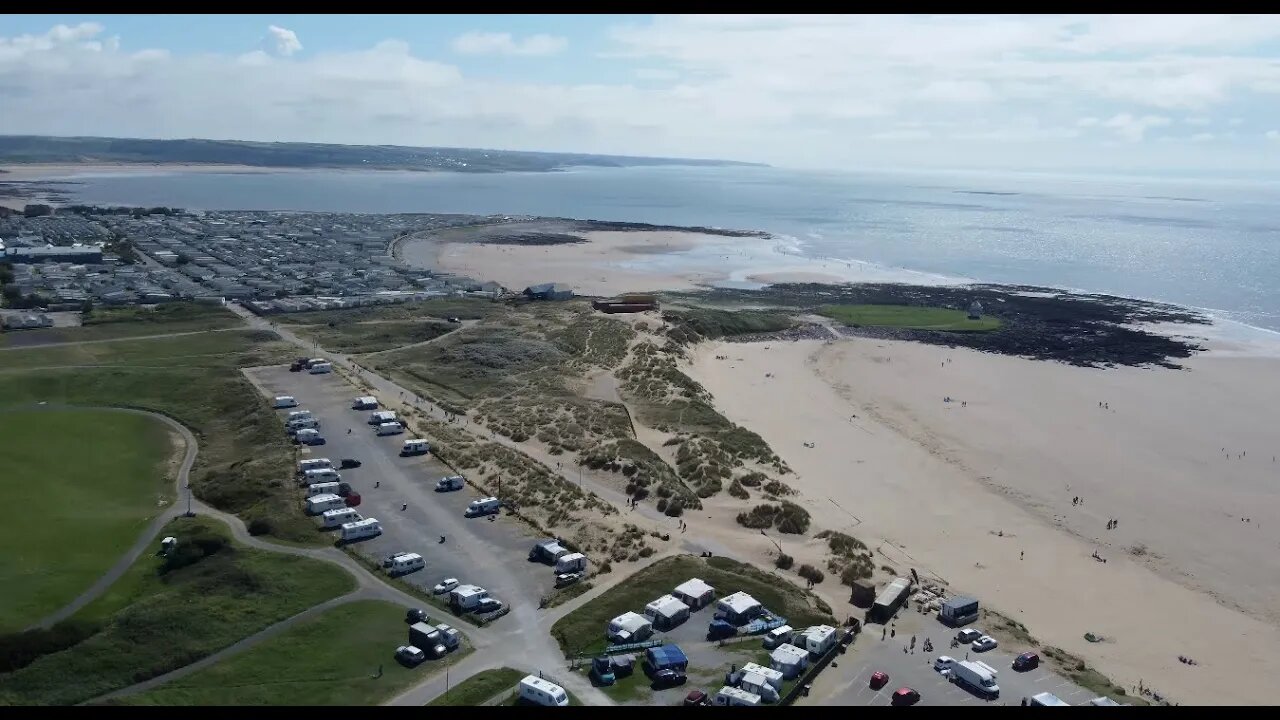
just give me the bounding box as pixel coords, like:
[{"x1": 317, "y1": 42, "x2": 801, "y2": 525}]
[{"x1": 685, "y1": 337, "x2": 1280, "y2": 706}]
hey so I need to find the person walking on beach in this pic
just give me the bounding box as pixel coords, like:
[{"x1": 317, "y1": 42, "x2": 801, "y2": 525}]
[{"x1": 1020, "y1": 550, "x2": 1024, "y2": 560}]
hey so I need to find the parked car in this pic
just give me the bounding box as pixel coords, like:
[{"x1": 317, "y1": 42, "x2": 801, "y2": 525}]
[
  {"x1": 891, "y1": 688, "x2": 921, "y2": 706},
  {"x1": 1013, "y1": 652, "x2": 1040, "y2": 671},
  {"x1": 684, "y1": 690, "x2": 709, "y2": 706},
  {"x1": 651, "y1": 669, "x2": 688, "y2": 690},
  {"x1": 955, "y1": 628, "x2": 984, "y2": 644},
  {"x1": 933, "y1": 656, "x2": 957, "y2": 675},
  {"x1": 590, "y1": 656, "x2": 616, "y2": 686},
  {"x1": 395, "y1": 645, "x2": 426, "y2": 666},
  {"x1": 447, "y1": 317, "x2": 462, "y2": 324},
  {"x1": 555, "y1": 572, "x2": 582, "y2": 588},
  {"x1": 870, "y1": 671, "x2": 890, "y2": 690},
  {"x1": 432, "y1": 578, "x2": 459, "y2": 595},
  {"x1": 972, "y1": 635, "x2": 999, "y2": 652},
  {"x1": 405, "y1": 608, "x2": 428, "y2": 624},
  {"x1": 474, "y1": 598, "x2": 504, "y2": 614},
  {"x1": 339, "y1": 458, "x2": 362, "y2": 469}
]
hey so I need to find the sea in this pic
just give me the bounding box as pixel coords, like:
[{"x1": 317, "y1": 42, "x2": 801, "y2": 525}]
[{"x1": 50, "y1": 164, "x2": 1280, "y2": 337}]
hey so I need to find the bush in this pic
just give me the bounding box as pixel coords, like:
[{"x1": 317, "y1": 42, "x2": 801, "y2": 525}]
[
  {"x1": 0, "y1": 619, "x2": 103, "y2": 673},
  {"x1": 247, "y1": 517, "x2": 273, "y2": 536},
  {"x1": 775, "y1": 553, "x2": 795, "y2": 570},
  {"x1": 736, "y1": 503, "x2": 778, "y2": 529},
  {"x1": 632, "y1": 487, "x2": 650, "y2": 501},
  {"x1": 638, "y1": 547, "x2": 655, "y2": 559},
  {"x1": 656, "y1": 497, "x2": 669, "y2": 513},
  {"x1": 598, "y1": 561, "x2": 612, "y2": 574},
  {"x1": 664, "y1": 500, "x2": 685, "y2": 518},
  {"x1": 798, "y1": 564, "x2": 825, "y2": 584},
  {"x1": 775, "y1": 502, "x2": 810, "y2": 534}
]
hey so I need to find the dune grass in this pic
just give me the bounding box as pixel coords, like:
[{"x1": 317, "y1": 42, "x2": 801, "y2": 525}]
[
  {"x1": 112, "y1": 599, "x2": 468, "y2": 706},
  {"x1": 817, "y1": 304, "x2": 1001, "y2": 331},
  {"x1": 0, "y1": 408, "x2": 176, "y2": 633},
  {"x1": 428, "y1": 667, "x2": 525, "y2": 706}
]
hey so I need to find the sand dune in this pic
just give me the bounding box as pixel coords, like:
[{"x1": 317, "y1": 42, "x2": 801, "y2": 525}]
[{"x1": 684, "y1": 336, "x2": 1280, "y2": 706}]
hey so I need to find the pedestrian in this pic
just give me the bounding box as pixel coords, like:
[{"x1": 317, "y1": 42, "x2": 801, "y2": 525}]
[
  {"x1": 890, "y1": 628, "x2": 896, "y2": 638},
  {"x1": 375, "y1": 481, "x2": 380, "y2": 488},
  {"x1": 347, "y1": 428, "x2": 352, "y2": 434},
  {"x1": 1020, "y1": 550, "x2": 1024, "y2": 560},
  {"x1": 882, "y1": 628, "x2": 887, "y2": 640}
]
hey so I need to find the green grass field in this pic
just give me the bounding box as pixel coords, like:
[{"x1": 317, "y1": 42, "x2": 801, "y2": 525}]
[
  {"x1": 549, "y1": 555, "x2": 834, "y2": 657},
  {"x1": 113, "y1": 599, "x2": 467, "y2": 706},
  {"x1": 428, "y1": 667, "x2": 525, "y2": 706},
  {"x1": 0, "y1": 304, "x2": 241, "y2": 349},
  {"x1": 817, "y1": 304, "x2": 1002, "y2": 331},
  {"x1": 0, "y1": 516, "x2": 356, "y2": 706},
  {"x1": 0, "y1": 409, "x2": 175, "y2": 633},
  {"x1": 275, "y1": 297, "x2": 500, "y2": 326},
  {"x1": 289, "y1": 320, "x2": 456, "y2": 354},
  {"x1": 0, "y1": 328, "x2": 292, "y2": 370}
]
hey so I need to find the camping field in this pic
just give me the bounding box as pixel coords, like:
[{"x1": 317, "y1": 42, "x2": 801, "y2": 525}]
[{"x1": 0, "y1": 408, "x2": 176, "y2": 633}]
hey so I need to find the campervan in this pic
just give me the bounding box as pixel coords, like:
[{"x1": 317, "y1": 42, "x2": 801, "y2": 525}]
[
  {"x1": 272, "y1": 396, "x2": 298, "y2": 409},
  {"x1": 294, "y1": 429, "x2": 325, "y2": 446},
  {"x1": 387, "y1": 552, "x2": 425, "y2": 576},
  {"x1": 320, "y1": 507, "x2": 362, "y2": 529},
  {"x1": 517, "y1": 676, "x2": 569, "y2": 707},
  {"x1": 306, "y1": 481, "x2": 340, "y2": 497},
  {"x1": 339, "y1": 518, "x2": 382, "y2": 542},
  {"x1": 297, "y1": 458, "x2": 333, "y2": 474},
  {"x1": 302, "y1": 468, "x2": 340, "y2": 484},
  {"x1": 306, "y1": 494, "x2": 346, "y2": 515},
  {"x1": 352, "y1": 396, "x2": 379, "y2": 410},
  {"x1": 308, "y1": 362, "x2": 333, "y2": 374},
  {"x1": 465, "y1": 497, "x2": 501, "y2": 517},
  {"x1": 763, "y1": 625, "x2": 795, "y2": 650},
  {"x1": 436, "y1": 475, "x2": 465, "y2": 492},
  {"x1": 368, "y1": 410, "x2": 397, "y2": 426},
  {"x1": 714, "y1": 687, "x2": 762, "y2": 707},
  {"x1": 287, "y1": 417, "x2": 320, "y2": 433},
  {"x1": 401, "y1": 439, "x2": 430, "y2": 456},
  {"x1": 376, "y1": 421, "x2": 405, "y2": 436}
]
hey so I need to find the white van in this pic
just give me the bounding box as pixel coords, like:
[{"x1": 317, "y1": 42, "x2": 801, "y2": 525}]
[
  {"x1": 368, "y1": 410, "x2": 397, "y2": 426},
  {"x1": 321, "y1": 507, "x2": 362, "y2": 529},
  {"x1": 436, "y1": 475, "x2": 465, "y2": 492},
  {"x1": 517, "y1": 675, "x2": 569, "y2": 707},
  {"x1": 401, "y1": 439, "x2": 430, "y2": 456},
  {"x1": 388, "y1": 552, "x2": 426, "y2": 576},
  {"x1": 297, "y1": 458, "x2": 333, "y2": 474},
  {"x1": 376, "y1": 421, "x2": 405, "y2": 436},
  {"x1": 352, "y1": 396, "x2": 378, "y2": 410},
  {"x1": 295, "y1": 429, "x2": 325, "y2": 446},
  {"x1": 309, "y1": 362, "x2": 333, "y2": 375},
  {"x1": 465, "y1": 497, "x2": 501, "y2": 517},
  {"x1": 763, "y1": 625, "x2": 795, "y2": 650},
  {"x1": 340, "y1": 517, "x2": 382, "y2": 542},
  {"x1": 306, "y1": 493, "x2": 346, "y2": 515},
  {"x1": 306, "y1": 481, "x2": 341, "y2": 497},
  {"x1": 272, "y1": 395, "x2": 298, "y2": 409},
  {"x1": 300, "y1": 468, "x2": 340, "y2": 486}
]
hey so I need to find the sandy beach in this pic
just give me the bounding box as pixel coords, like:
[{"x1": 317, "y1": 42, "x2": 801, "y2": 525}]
[
  {"x1": 428, "y1": 229, "x2": 738, "y2": 295},
  {"x1": 0, "y1": 163, "x2": 293, "y2": 181},
  {"x1": 683, "y1": 335, "x2": 1280, "y2": 705}
]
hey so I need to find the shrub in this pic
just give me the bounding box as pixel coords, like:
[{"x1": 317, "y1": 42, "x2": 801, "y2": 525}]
[
  {"x1": 798, "y1": 564, "x2": 825, "y2": 584},
  {"x1": 656, "y1": 497, "x2": 669, "y2": 513},
  {"x1": 775, "y1": 502, "x2": 811, "y2": 534},
  {"x1": 632, "y1": 487, "x2": 650, "y2": 501},
  {"x1": 728, "y1": 480, "x2": 749, "y2": 499},
  {"x1": 736, "y1": 503, "x2": 778, "y2": 529},
  {"x1": 638, "y1": 547, "x2": 655, "y2": 559},
  {"x1": 247, "y1": 517, "x2": 273, "y2": 536},
  {"x1": 0, "y1": 619, "x2": 103, "y2": 673},
  {"x1": 664, "y1": 500, "x2": 685, "y2": 518},
  {"x1": 738, "y1": 472, "x2": 766, "y2": 487},
  {"x1": 598, "y1": 561, "x2": 612, "y2": 574},
  {"x1": 775, "y1": 553, "x2": 795, "y2": 570}
]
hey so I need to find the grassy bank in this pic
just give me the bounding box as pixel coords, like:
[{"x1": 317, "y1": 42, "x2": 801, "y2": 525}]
[
  {"x1": 549, "y1": 554, "x2": 834, "y2": 657},
  {"x1": 0, "y1": 516, "x2": 355, "y2": 706},
  {"x1": 0, "y1": 304, "x2": 241, "y2": 348},
  {"x1": 287, "y1": 320, "x2": 457, "y2": 354},
  {"x1": 818, "y1": 304, "x2": 1001, "y2": 332},
  {"x1": 111, "y1": 599, "x2": 468, "y2": 706},
  {"x1": 0, "y1": 408, "x2": 175, "y2": 633},
  {"x1": 427, "y1": 667, "x2": 524, "y2": 706}
]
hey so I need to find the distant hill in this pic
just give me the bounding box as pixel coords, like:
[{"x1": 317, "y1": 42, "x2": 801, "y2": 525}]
[{"x1": 0, "y1": 135, "x2": 766, "y2": 173}]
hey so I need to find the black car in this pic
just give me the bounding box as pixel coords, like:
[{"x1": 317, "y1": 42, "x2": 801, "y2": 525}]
[
  {"x1": 651, "y1": 669, "x2": 688, "y2": 690},
  {"x1": 339, "y1": 458, "x2": 362, "y2": 469},
  {"x1": 405, "y1": 607, "x2": 428, "y2": 624},
  {"x1": 1013, "y1": 652, "x2": 1040, "y2": 671}
]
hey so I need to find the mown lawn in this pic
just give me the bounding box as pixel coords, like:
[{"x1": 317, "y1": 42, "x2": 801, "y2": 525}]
[
  {"x1": 0, "y1": 408, "x2": 176, "y2": 633},
  {"x1": 0, "y1": 304, "x2": 241, "y2": 348},
  {"x1": 428, "y1": 667, "x2": 525, "y2": 706},
  {"x1": 113, "y1": 599, "x2": 468, "y2": 706},
  {"x1": 817, "y1": 304, "x2": 1002, "y2": 331},
  {"x1": 0, "y1": 516, "x2": 356, "y2": 706},
  {"x1": 548, "y1": 555, "x2": 834, "y2": 658}
]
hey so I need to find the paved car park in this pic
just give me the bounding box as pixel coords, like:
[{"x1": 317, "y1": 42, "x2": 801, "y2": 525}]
[
  {"x1": 250, "y1": 366, "x2": 556, "y2": 621},
  {"x1": 800, "y1": 627, "x2": 1095, "y2": 706}
]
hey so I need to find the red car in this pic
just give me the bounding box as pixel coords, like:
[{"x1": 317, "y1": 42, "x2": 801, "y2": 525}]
[
  {"x1": 891, "y1": 688, "x2": 921, "y2": 706},
  {"x1": 870, "y1": 671, "x2": 890, "y2": 690},
  {"x1": 683, "y1": 690, "x2": 708, "y2": 707}
]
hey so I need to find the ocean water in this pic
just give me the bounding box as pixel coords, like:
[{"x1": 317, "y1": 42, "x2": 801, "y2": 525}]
[{"x1": 55, "y1": 165, "x2": 1280, "y2": 333}]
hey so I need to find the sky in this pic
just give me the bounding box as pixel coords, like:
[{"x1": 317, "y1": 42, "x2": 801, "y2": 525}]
[{"x1": 3, "y1": 14, "x2": 1280, "y2": 175}]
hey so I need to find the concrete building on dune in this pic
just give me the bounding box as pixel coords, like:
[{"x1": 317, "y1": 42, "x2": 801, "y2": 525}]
[{"x1": 524, "y1": 282, "x2": 574, "y2": 301}]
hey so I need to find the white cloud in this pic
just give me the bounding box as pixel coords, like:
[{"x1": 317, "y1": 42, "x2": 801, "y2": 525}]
[
  {"x1": 1267, "y1": 130, "x2": 1280, "y2": 140},
  {"x1": 265, "y1": 25, "x2": 302, "y2": 57},
  {"x1": 451, "y1": 32, "x2": 566, "y2": 57},
  {"x1": 3, "y1": 16, "x2": 1280, "y2": 173}
]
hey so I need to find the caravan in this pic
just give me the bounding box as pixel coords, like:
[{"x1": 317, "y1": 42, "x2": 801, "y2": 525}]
[
  {"x1": 465, "y1": 497, "x2": 501, "y2": 517},
  {"x1": 554, "y1": 553, "x2": 588, "y2": 574},
  {"x1": 401, "y1": 439, "x2": 430, "y2": 456},
  {"x1": 306, "y1": 494, "x2": 346, "y2": 515},
  {"x1": 351, "y1": 396, "x2": 379, "y2": 410},
  {"x1": 339, "y1": 518, "x2": 382, "y2": 542},
  {"x1": 320, "y1": 507, "x2": 362, "y2": 529},
  {"x1": 387, "y1": 552, "x2": 426, "y2": 576},
  {"x1": 714, "y1": 687, "x2": 762, "y2": 707},
  {"x1": 306, "y1": 481, "x2": 341, "y2": 497},
  {"x1": 517, "y1": 676, "x2": 569, "y2": 707}
]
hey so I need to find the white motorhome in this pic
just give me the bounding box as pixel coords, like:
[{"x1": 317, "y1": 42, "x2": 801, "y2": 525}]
[
  {"x1": 294, "y1": 429, "x2": 325, "y2": 446},
  {"x1": 401, "y1": 439, "x2": 430, "y2": 456},
  {"x1": 272, "y1": 395, "x2": 298, "y2": 409},
  {"x1": 308, "y1": 362, "x2": 333, "y2": 374},
  {"x1": 387, "y1": 552, "x2": 425, "y2": 576},
  {"x1": 951, "y1": 660, "x2": 1000, "y2": 699},
  {"x1": 449, "y1": 584, "x2": 489, "y2": 611},
  {"x1": 436, "y1": 475, "x2": 465, "y2": 492},
  {"x1": 376, "y1": 421, "x2": 405, "y2": 436},
  {"x1": 302, "y1": 468, "x2": 340, "y2": 485},
  {"x1": 465, "y1": 497, "x2": 501, "y2": 517},
  {"x1": 339, "y1": 518, "x2": 382, "y2": 542},
  {"x1": 714, "y1": 686, "x2": 762, "y2": 707},
  {"x1": 1025, "y1": 692, "x2": 1070, "y2": 707},
  {"x1": 306, "y1": 493, "x2": 346, "y2": 515},
  {"x1": 351, "y1": 396, "x2": 379, "y2": 410},
  {"x1": 799, "y1": 625, "x2": 839, "y2": 657},
  {"x1": 297, "y1": 458, "x2": 333, "y2": 474},
  {"x1": 306, "y1": 481, "x2": 341, "y2": 497},
  {"x1": 321, "y1": 507, "x2": 362, "y2": 529},
  {"x1": 554, "y1": 552, "x2": 588, "y2": 574},
  {"x1": 368, "y1": 410, "x2": 397, "y2": 426},
  {"x1": 518, "y1": 675, "x2": 569, "y2": 707}
]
